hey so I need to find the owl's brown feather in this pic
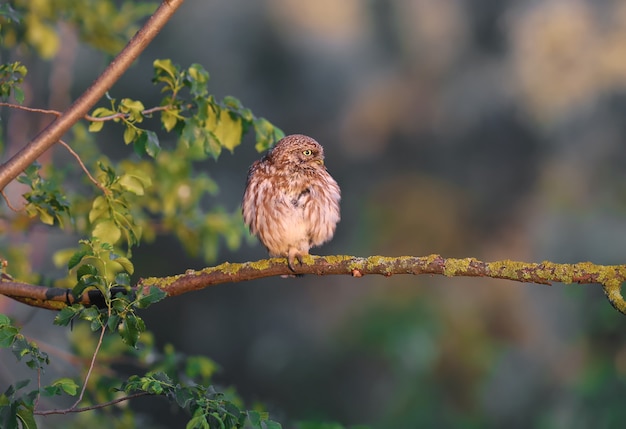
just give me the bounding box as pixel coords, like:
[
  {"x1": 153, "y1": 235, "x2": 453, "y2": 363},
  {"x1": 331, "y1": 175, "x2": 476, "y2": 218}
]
[{"x1": 242, "y1": 134, "x2": 341, "y2": 270}]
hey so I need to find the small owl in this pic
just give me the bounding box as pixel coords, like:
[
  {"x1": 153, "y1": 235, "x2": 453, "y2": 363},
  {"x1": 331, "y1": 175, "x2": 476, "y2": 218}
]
[{"x1": 242, "y1": 134, "x2": 341, "y2": 270}]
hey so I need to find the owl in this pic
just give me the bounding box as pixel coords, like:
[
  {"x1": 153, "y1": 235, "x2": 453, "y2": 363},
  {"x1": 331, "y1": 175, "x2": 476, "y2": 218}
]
[{"x1": 242, "y1": 134, "x2": 341, "y2": 270}]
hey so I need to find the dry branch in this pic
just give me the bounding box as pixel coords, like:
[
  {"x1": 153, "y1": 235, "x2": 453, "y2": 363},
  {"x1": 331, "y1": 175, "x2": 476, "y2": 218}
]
[{"x1": 1, "y1": 255, "x2": 625, "y2": 315}]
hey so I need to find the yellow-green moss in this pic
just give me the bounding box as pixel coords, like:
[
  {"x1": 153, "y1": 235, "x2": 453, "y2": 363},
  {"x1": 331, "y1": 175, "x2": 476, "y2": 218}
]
[
  {"x1": 322, "y1": 254, "x2": 352, "y2": 265},
  {"x1": 365, "y1": 256, "x2": 388, "y2": 272},
  {"x1": 246, "y1": 258, "x2": 273, "y2": 271},
  {"x1": 424, "y1": 254, "x2": 440, "y2": 265},
  {"x1": 487, "y1": 260, "x2": 526, "y2": 281},
  {"x1": 219, "y1": 262, "x2": 241, "y2": 275},
  {"x1": 443, "y1": 258, "x2": 474, "y2": 277},
  {"x1": 602, "y1": 279, "x2": 626, "y2": 315}
]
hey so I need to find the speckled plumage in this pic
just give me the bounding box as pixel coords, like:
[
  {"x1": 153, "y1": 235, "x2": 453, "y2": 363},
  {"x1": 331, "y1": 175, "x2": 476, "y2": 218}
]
[{"x1": 242, "y1": 134, "x2": 341, "y2": 270}]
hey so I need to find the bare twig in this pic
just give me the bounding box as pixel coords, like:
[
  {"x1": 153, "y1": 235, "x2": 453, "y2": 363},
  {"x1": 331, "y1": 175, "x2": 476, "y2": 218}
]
[
  {"x1": 34, "y1": 319, "x2": 109, "y2": 415},
  {"x1": 35, "y1": 392, "x2": 151, "y2": 416},
  {"x1": 0, "y1": 102, "x2": 172, "y2": 122},
  {"x1": 86, "y1": 105, "x2": 171, "y2": 122},
  {"x1": 0, "y1": 0, "x2": 186, "y2": 191},
  {"x1": 34, "y1": 367, "x2": 42, "y2": 411},
  {"x1": 71, "y1": 321, "x2": 107, "y2": 409},
  {"x1": 0, "y1": 103, "x2": 62, "y2": 117},
  {"x1": 57, "y1": 139, "x2": 108, "y2": 194},
  {"x1": 1, "y1": 189, "x2": 21, "y2": 212},
  {"x1": 1, "y1": 255, "x2": 626, "y2": 314}
]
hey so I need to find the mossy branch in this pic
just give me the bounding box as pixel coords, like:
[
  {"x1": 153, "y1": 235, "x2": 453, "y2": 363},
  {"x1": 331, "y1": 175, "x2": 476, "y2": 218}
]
[{"x1": 1, "y1": 254, "x2": 626, "y2": 315}]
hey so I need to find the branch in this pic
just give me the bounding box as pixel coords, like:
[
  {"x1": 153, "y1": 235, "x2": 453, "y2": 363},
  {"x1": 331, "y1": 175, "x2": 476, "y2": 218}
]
[
  {"x1": 34, "y1": 392, "x2": 152, "y2": 416},
  {"x1": 1, "y1": 255, "x2": 626, "y2": 314},
  {"x1": 0, "y1": 102, "x2": 174, "y2": 123},
  {"x1": 0, "y1": 0, "x2": 185, "y2": 191},
  {"x1": 57, "y1": 139, "x2": 109, "y2": 194}
]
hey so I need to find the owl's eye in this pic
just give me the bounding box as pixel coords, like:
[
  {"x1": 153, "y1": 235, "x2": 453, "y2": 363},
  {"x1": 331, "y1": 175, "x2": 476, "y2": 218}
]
[{"x1": 303, "y1": 149, "x2": 313, "y2": 156}]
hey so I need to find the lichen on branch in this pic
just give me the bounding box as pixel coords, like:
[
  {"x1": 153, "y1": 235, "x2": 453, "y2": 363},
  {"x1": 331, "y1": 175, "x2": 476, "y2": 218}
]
[{"x1": 1, "y1": 254, "x2": 625, "y2": 315}]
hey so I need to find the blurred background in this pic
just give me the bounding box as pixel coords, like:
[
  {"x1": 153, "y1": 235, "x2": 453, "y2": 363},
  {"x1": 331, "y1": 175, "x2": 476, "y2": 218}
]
[{"x1": 4, "y1": 0, "x2": 626, "y2": 427}]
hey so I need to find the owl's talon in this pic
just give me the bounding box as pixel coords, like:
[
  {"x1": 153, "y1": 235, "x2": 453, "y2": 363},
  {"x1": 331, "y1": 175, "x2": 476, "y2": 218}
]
[{"x1": 287, "y1": 251, "x2": 305, "y2": 272}]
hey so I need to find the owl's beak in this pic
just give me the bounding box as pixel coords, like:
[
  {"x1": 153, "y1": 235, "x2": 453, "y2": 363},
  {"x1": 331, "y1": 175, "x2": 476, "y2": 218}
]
[{"x1": 316, "y1": 159, "x2": 324, "y2": 166}]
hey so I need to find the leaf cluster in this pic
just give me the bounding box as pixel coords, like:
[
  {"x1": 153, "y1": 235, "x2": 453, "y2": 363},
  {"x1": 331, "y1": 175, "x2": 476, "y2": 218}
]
[
  {"x1": 0, "y1": 314, "x2": 79, "y2": 429},
  {"x1": 1, "y1": 313, "x2": 287, "y2": 429},
  {"x1": 0, "y1": 0, "x2": 158, "y2": 58},
  {"x1": 0, "y1": 61, "x2": 27, "y2": 103}
]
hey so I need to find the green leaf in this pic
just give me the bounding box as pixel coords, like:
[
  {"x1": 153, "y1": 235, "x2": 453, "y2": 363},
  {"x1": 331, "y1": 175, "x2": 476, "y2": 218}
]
[
  {"x1": 173, "y1": 386, "x2": 195, "y2": 409},
  {"x1": 187, "y1": 414, "x2": 210, "y2": 429},
  {"x1": 135, "y1": 286, "x2": 166, "y2": 309},
  {"x1": 153, "y1": 59, "x2": 178, "y2": 87},
  {"x1": 134, "y1": 130, "x2": 161, "y2": 158},
  {"x1": 215, "y1": 111, "x2": 243, "y2": 152},
  {"x1": 0, "y1": 61, "x2": 27, "y2": 103},
  {"x1": 119, "y1": 313, "x2": 145, "y2": 347},
  {"x1": 54, "y1": 306, "x2": 81, "y2": 327},
  {"x1": 112, "y1": 256, "x2": 134, "y2": 275},
  {"x1": 14, "y1": 87, "x2": 24, "y2": 104},
  {"x1": 115, "y1": 272, "x2": 131, "y2": 287},
  {"x1": 37, "y1": 208, "x2": 55, "y2": 225},
  {"x1": 223, "y1": 96, "x2": 242, "y2": 110},
  {"x1": 14, "y1": 379, "x2": 31, "y2": 392},
  {"x1": 144, "y1": 130, "x2": 161, "y2": 158},
  {"x1": 91, "y1": 107, "x2": 115, "y2": 116},
  {"x1": 67, "y1": 249, "x2": 88, "y2": 270},
  {"x1": 123, "y1": 125, "x2": 137, "y2": 144},
  {"x1": 16, "y1": 406, "x2": 37, "y2": 429},
  {"x1": 50, "y1": 378, "x2": 79, "y2": 396},
  {"x1": 186, "y1": 63, "x2": 209, "y2": 97},
  {"x1": 0, "y1": 323, "x2": 18, "y2": 348},
  {"x1": 12, "y1": 336, "x2": 49, "y2": 370},
  {"x1": 119, "y1": 174, "x2": 145, "y2": 195},
  {"x1": 88, "y1": 120, "x2": 104, "y2": 132},
  {"x1": 92, "y1": 220, "x2": 122, "y2": 244},
  {"x1": 239, "y1": 107, "x2": 254, "y2": 122},
  {"x1": 76, "y1": 264, "x2": 98, "y2": 280},
  {"x1": 161, "y1": 108, "x2": 179, "y2": 132},
  {"x1": 180, "y1": 117, "x2": 206, "y2": 153},
  {"x1": 120, "y1": 98, "x2": 145, "y2": 122},
  {"x1": 0, "y1": 314, "x2": 11, "y2": 326},
  {"x1": 107, "y1": 314, "x2": 120, "y2": 331},
  {"x1": 253, "y1": 118, "x2": 284, "y2": 152},
  {"x1": 248, "y1": 411, "x2": 262, "y2": 427},
  {"x1": 205, "y1": 132, "x2": 222, "y2": 159}
]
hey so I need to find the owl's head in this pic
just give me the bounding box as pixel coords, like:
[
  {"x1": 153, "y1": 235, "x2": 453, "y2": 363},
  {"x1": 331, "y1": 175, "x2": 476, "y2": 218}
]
[{"x1": 269, "y1": 134, "x2": 326, "y2": 169}]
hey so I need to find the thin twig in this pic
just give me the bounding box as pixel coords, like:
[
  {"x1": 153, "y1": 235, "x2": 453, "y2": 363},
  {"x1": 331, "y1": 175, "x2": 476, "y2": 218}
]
[
  {"x1": 0, "y1": 103, "x2": 61, "y2": 117},
  {"x1": 0, "y1": 102, "x2": 173, "y2": 123},
  {"x1": 71, "y1": 321, "x2": 107, "y2": 410},
  {"x1": 34, "y1": 367, "x2": 42, "y2": 411},
  {"x1": 57, "y1": 139, "x2": 108, "y2": 194},
  {"x1": 86, "y1": 105, "x2": 171, "y2": 122},
  {"x1": 0, "y1": 189, "x2": 21, "y2": 212},
  {"x1": 35, "y1": 391, "x2": 152, "y2": 415}
]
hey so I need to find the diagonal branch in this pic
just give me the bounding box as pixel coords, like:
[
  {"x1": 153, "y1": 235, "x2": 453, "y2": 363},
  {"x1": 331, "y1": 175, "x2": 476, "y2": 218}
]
[
  {"x1": 1, "y1": 255, "x2": 626, "y2": 314},
  {"x1": 0, "y1": 0, "x2": 185, "y2": 191}
]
